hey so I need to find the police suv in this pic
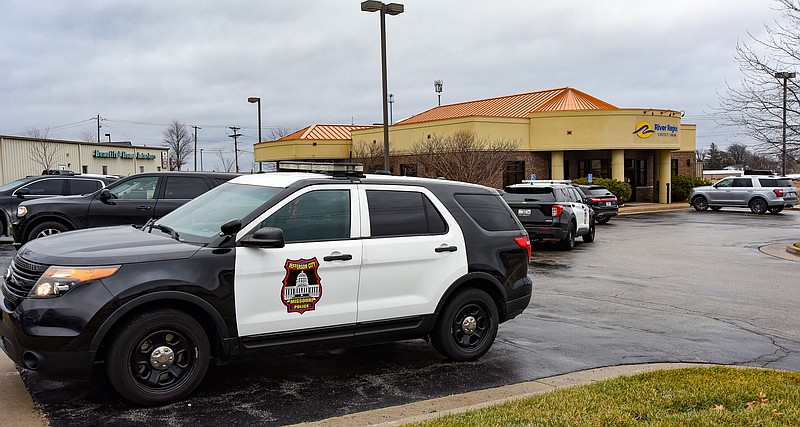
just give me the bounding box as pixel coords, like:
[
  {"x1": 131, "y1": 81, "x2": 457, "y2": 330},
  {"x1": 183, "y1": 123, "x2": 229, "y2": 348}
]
[{"x1": 1, "y1": 163, "x2": 532, "y2": 405}]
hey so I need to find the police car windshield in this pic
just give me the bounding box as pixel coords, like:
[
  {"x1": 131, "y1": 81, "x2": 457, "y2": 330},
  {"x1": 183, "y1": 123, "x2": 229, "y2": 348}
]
[{"x1": 154, "y1": 182, "x2": 282, "y2": 243}]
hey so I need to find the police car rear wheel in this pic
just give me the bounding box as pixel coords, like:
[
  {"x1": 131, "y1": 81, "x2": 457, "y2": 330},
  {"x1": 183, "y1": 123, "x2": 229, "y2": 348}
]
[
  {"x1": 106, "y1": 309, "x2": 210, "y2": 406},
  {"x1": 431, "y1": 288, "x2": 498, "y2": 361}
]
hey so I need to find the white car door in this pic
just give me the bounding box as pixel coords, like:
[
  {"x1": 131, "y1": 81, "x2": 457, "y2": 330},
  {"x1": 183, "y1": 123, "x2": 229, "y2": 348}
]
[
  {"x1": 233, "y1": 186, "x2": 362, "y2": 336},
  {"x1": 567, "y1": 187, "x2": 590, "y2": 232},
  {"x1": 356, "y1": 185, "x2": 467, "y2": 322}
]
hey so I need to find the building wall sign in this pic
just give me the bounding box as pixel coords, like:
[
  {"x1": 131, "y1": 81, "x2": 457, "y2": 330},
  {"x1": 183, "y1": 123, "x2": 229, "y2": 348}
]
[
  {"x1": 633, "y1": 121, "x2": 678, "y2": 139},
  {"x1": 93, "y1": 149, "x2": 156, "y2": 160}
]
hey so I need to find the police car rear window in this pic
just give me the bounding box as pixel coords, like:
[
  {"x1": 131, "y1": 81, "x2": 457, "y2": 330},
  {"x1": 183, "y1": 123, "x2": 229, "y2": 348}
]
[
  {"x1": 760, "y1": 178, "x2": 794, "y2": 187},
  {"x1": 366, "y1": 190, "x2": 447, "y2": 237},
  {"x1": 455, "y1": 194, "x2": 520, "y2": 231}
]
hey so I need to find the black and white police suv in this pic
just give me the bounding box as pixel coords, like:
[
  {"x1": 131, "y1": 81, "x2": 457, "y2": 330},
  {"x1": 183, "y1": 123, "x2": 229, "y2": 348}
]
[{"x1": 0, "y1": 163, "x2": 532, "y2": 405}]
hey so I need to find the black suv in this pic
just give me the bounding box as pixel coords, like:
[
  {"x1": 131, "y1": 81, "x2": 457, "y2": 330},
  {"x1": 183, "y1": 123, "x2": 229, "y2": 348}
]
[
  {"x1": 11, "y1": 171, "x2": 238, "y2": 246},
  {"x1": 0, "y1": 173, "x2": 117, "y2": 237},
  {"x1": 573, "y1": 184, "x2": 619, "y2": 224},
  {"x1": 0, "y1": 163, "x2": 532, "y2": 405},
  {"x1": 502, "y1": 181, "x2": 595, "y2": 250}
]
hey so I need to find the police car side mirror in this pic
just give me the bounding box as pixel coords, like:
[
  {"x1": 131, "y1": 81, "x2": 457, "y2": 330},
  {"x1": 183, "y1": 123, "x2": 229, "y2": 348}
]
[
  {"x1": 98, "y1": 188, "x2": 111, "y2": 202},
  {"x1": 239, "y1": 227, "x2": 285, "y2": 248},
  {"x1": 220, "y1": 219, "x2": 242, "y2": 236}
]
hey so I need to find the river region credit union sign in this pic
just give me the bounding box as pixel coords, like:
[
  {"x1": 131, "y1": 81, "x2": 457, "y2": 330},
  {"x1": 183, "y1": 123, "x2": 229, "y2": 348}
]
[
  {"x1": 633, "y1": 121, "x2": 678, "y2": 139},
  {"x1": 93, "y1": 149, "x2": 157, "y2": 160}
]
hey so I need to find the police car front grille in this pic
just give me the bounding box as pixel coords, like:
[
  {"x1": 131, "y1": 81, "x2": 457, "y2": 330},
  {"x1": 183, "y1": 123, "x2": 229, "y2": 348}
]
[{"x1": 4, "y1": 256, "x2": 50, "y2": 299}]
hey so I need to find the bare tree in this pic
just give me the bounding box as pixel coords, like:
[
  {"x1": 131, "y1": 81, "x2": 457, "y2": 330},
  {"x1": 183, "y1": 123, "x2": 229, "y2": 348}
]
[
  {"x1": 162, "y1": 120, "x2": 193, "y2": 170},
  {"x1": 407, "y1": 130, "x2": 519, "y2": 187},
  {"x1": 717, "y1": 0, "x2": 800, "y2": 173},
  {"x1": 726, "y1": 143, "x2": 751, "y2": 165},
  {"x1": 26, "y1": 127, "x2": 61, "y2": 172},
  {"x1": 216, "y1": 150, "x2": 236, "y2": 172},
  {"x1": 79, "y1": 129, "x2": 97, "y2": 142},
  {"x1": 266, "y1": 127, "x2": 296, "y2": 141},
  {"x1": 351, "y1": 140, "x2": 391, "y2": 172}
]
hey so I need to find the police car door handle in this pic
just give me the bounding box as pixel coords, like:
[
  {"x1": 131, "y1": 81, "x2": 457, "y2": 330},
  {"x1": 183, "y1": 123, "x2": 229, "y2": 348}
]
[
  {"x1": 136, "y1": 206, "x2": 152, "y2": 210},
  {"x1": 435, "y1": 245, "x2": 458, "y2": 253},
  {"x1": 323, "y1": 253, "x2": 352, "y2": 262}
]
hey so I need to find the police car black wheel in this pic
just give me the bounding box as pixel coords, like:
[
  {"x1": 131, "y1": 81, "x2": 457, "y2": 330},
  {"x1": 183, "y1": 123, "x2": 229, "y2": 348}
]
[
  {"x1": 430, "y1": 288, "x2": 498, "y2": 361},
  {"x1": 558, "y1": 223, "x2": 576, "y2": 251},
  {"x1": 106, "y1": 309, "x2": 210, "y2": 406},
  {"x1": 583, "y1": 222, "x2": 595, "y2": 243}
]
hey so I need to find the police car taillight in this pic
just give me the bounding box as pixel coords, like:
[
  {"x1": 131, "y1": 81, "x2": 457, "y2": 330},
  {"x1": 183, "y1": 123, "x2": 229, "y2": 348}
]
[
  {"x1": 514, "y1": 236, "x2": 532, "y2": 262},
  {"x1": 773, "y1": 189, "x2": 784, "y2": 197},
  {"x1": 551, "y1": 205, "x2": 563, "y2": 217}
]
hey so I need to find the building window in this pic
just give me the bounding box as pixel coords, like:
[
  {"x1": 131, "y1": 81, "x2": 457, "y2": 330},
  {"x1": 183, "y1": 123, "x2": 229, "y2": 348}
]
[
  {"x1": 140, "y1": 166, "x2": 145, "y2": 173},
  {"x1": 503, "y1": 161, "x2": 525, "y2": 187},
  {"x1": 578, "y1": 159, "x2": 610, "y2": 179},
  {"x1": 102, "y1": 165, "x2": 108, "y2": 174},
  {"x1": 400, "y1": 163, "x2": 417, "y2": 177},
  {"x1": 637, "y1": 160, "x2": 647, "y2": 186},
  {"x1": 82, "y1": 165, "x2": 88, "y2": 173},
  {"x1": 671, "y1": 159, "x2": 679, "y2": 177}
]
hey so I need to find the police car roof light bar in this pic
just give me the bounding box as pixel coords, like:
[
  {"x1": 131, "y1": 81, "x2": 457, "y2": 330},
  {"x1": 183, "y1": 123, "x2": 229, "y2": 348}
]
[{"x1": 277, "y1": 161, "x2": 364, "y2": 177}]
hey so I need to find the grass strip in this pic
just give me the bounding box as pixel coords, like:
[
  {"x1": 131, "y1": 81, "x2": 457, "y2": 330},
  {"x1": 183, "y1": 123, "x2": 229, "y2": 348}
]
[{"x1": 410, "y1": 366, "x2": 799, "y2": 426}]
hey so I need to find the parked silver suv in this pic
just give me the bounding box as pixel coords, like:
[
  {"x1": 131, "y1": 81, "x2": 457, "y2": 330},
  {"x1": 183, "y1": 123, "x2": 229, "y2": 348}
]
[{"x1": 689, "y1": 175, "x2": 798, "y2": 214}]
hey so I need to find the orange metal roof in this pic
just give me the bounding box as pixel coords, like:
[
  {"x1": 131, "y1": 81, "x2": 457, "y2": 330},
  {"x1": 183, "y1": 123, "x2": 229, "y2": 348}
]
[
  {"x1": 272, "y1": 124, "x2": 378, "y2": 142},
  {"x1": 396, "y1": 87, "x2": 618, "y2": 125}
]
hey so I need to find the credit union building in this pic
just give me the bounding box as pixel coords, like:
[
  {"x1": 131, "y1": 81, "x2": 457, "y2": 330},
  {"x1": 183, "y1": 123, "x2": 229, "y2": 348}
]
[{"x1": 254, "y1": 87, "x2": 696, "y2": 203}]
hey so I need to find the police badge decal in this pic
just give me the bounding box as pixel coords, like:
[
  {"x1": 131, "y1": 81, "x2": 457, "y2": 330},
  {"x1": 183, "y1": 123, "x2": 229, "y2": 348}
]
[{"x1": 281, "y1": 258, "x2": 322, "y2": 314}]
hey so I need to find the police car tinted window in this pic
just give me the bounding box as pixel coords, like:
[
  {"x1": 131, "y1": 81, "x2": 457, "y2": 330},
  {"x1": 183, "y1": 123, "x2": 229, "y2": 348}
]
[
  {"x1": 366, "y1": 190, "x2": 446, "y2": 237},
  {"x1": 503, "y1": 186, "x2": 557, "y2": 202},
  {"x1": 455, "y1": 194, "x2": 519, "y2": 231},
  {"x1": 263, "y1": 189, "x2": 351, "y2": 242}
]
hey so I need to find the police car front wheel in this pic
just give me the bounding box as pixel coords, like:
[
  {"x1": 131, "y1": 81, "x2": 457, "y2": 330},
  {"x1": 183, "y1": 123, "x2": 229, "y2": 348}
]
[
  {"x1": 430, "y1": 288, "x2": 499, "y2": 361},
  {"x1": 106, "y1": 309, "x2": 210, "y2": 406}
]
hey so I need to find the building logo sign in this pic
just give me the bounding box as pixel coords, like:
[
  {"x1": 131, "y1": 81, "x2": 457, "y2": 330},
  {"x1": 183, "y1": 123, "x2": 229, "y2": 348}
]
[
  {"x1": 633, "y1": 122, "x2": 678, "y2": 139},
  {"x1": 93, "y1": 149, "x2": 156, "y2": 160}
]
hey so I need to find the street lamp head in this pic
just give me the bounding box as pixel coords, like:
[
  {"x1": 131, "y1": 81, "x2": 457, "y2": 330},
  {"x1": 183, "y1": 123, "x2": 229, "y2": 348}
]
[
  {"x1": 361, "y1": 0, "x2": 382, "y2": 12},
  {"x1": 385, "y1": 3, "x2": 404, "y2": 15},
  {"x1": 248, "y1": 97, "x2": 260, "y2": 103}
]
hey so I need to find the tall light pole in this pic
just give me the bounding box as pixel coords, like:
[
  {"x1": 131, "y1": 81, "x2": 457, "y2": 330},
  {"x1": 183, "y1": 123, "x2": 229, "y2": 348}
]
[
  {"x1": 228, "y1": 126, "x2": 242, "y2": 173},
  {"x1": 199, "y1": 148, "x2": 204, "y2": 171},
  {"x1": 775, "y1": 71, "x2": 795, "y2": 176},
  {"x1": 434, "y1": 80, "x2": 443, "y2": 106},
  {"x1": 361, "y1": 0, "x2": 404, "y2": 172},
  {"x1": 248, "y1": 97, "x2": 263, "y2": 172},
  {"x1": 192, "y1": 125, "x2": 201, "y2": 171}
]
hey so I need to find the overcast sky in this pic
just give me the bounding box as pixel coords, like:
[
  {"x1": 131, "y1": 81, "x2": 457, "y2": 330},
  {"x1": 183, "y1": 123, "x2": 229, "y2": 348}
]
[{"x1": 0, "y1": 0, "x2": 786, "y2": 171}]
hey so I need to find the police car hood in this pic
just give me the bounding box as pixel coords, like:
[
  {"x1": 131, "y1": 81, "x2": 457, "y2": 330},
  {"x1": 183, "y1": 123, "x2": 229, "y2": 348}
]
[{"x1": 18, "y1": 226, "x2": 201, "y2": 266}]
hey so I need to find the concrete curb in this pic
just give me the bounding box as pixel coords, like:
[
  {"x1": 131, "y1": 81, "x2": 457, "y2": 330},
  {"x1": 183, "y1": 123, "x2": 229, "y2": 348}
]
[
  {"x1": 292, "y1": 363, "x2": 712, "y2": 427},
  {"x1": 0, "y1": 352, "x2": 47, "y2": 426}
]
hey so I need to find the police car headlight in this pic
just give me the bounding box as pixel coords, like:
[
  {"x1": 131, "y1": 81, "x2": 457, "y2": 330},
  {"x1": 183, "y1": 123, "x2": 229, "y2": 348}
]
[
  {"x1": 30, "y1": 266, "x2": 120, "y2": 298},
  {"x1": 17, "y1": 206, "x2": 27, "y2": 217}
]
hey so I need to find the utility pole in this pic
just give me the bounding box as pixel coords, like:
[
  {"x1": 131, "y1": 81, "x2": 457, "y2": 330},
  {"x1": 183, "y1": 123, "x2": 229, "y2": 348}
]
[
  {"x1": 95, "y1": 114, "x2": 102, "y2": 143},
  {"x1": 228, "y1": 126, "x2": 242, "y2": 173},
  {"x1": 191, "y1": 125, "x2": 201, "y2": 171}
]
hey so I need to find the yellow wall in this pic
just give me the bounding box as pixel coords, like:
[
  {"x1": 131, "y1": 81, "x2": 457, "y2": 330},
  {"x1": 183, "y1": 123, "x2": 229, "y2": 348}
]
[
  {"x1": 529, "y1": 109, "x2": 683, "y2": 151},
  {"x1": 254, "y1": 109, "x2": 697, "y2": 165},
  {"x1": 254, "y1": 139, "x2": 352, "y2": 161},
  {"x1": 351, "y1": 117, "x2": 531, "y2": 154}
]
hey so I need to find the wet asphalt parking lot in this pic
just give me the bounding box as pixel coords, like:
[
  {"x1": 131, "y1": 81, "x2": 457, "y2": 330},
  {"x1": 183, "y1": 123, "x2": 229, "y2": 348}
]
[{"x1": 1, "y1": 208, "x2": 799, "y2": 426}]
